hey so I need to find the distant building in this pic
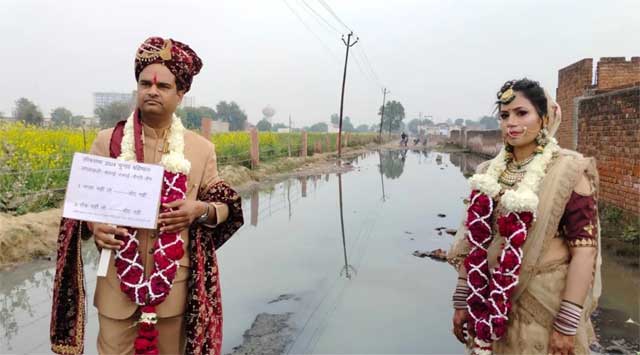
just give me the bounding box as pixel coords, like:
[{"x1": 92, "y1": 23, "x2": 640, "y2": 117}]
[
  {"x1": 328, "y1": 123, "x2": 340, "y2": 133},
  {"x1": 93, "y1": 92, "x2": 134, "y2": 111},
  {"x1": 436, "y1": 123, "x2": 450, "y2": 136},
  {"x1": 1, "y1": 116, "x2": 17, "y2": 123},
  {"x1": 277, "y1": 128, "x2": 291, "y2": 133},
  {"x1": 81, "y1": 116, "x2": 100, "y2": 127},
  {"x1": 201, "y1": 118, "x2": 229, "y2": 135},
  {"x1": 180, "y1": 96, "x2": 195, "y2": 108},
  {"x1": 211, "y1": 120, "x2": 229, "y2": 133},
  {"x1": 421, "y1": 125, "x2": 439, "y2": 136}
]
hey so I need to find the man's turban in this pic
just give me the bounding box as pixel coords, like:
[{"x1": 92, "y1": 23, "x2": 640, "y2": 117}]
[{"x1": 134, "y1": 37, "x2": 203, "y2": 92}]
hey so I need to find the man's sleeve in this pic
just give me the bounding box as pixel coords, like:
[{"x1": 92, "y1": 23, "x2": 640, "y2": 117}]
[{"x1": 199, "y1": 143, "x2": 229, "y2": 225}]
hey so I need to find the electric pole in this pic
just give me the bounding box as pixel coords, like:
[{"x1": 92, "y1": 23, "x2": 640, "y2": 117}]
[
  {"x1": 378, "y1": 87, "x2": 388, "y2": 141},
  {"x1": 337, "y1": 31, "x2": 358, "y2": 164}
]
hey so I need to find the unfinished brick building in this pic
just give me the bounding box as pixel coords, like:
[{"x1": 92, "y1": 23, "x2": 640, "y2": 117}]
[{"x1": 556, "y1": 57, "x2": 640, "y2": 215}]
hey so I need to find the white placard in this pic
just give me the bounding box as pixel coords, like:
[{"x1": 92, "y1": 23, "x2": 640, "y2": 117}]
[{"x1": 62, "y1": 153, "x2": 164, "y2": 229}]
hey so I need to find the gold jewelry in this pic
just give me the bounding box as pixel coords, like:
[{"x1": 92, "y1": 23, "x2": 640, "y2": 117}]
[
  {"x1": 158, "y1": 128, "x2": 171, "y2": 153},
  {"x1": 499, "y1": 88, "x2": 515, "y2": 104},
  {"x1": 535, "y1": 128, "x2": 549, "y2": 146},
  {"x1": 136, "y1": 39, "x2": 173, "y2": 63},
  {"x1": 498, "y1": 155, "x2": 535, "y2": 187},
  {"x1": 497, "y1": 82, "x2": 516, "y2": 105}
]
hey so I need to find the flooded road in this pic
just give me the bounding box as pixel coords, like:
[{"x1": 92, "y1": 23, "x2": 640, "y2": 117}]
[{"x1": 1, "y1": 150, "x2": 638, "y2": 354}]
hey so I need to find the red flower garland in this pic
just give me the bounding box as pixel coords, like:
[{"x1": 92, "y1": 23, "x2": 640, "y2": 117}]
[
  {"x1": 114, "y1": 171, "x2": 187, "y2": 355},
  {"x1": 464, "y1": 189, "x2": 534, "y2": 354}
]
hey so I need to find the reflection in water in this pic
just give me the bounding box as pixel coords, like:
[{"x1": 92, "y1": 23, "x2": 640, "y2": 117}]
[
  {"x1": 379, "y1": 149, "x2": 407, "y2": 179},
  {"x1": 0, "y1": 242, "x2": 101, "y2": 352},
  {"x1": 410, "y1": 149, "x2": 430, "y2": 164},
  {"x1": 300, "y1": 177, "x2": 307, "y2": 198},
  {"x1": 337, "y1": 173, "x2": 355, "y2": 279},
  {"x1": 449, "y1": 151, "x2": 486, "y2": 176},
  {"x1": 0, "y1": 269, "x2": 52, "y2": 350},
  {"x1": 250, "y1": 190, "x2": 259, "y2": 226},
  {"x1": 246, "y1": 175, "x2": 333, "y2": 227},
  {"x1": 378, "y1": 152, "x2": 387, "y2": 202},
  {"x1": 287, "y1": 179, "x2": 292, "y2": 220}
]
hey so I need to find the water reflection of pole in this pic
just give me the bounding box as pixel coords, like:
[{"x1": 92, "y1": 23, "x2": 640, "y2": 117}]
[
  {"x1": 378, "y1": 151, "x2": 386, "y2": 202},
  {"x1": 251, "y1": 190, "x2": 259, "y2": 226},
  {"x1": 301, "y1": 177, "x2": 307, "y2": 198},
  {"x1": 287, "y1": 179, "x2": 292, "y2": 221},
  {"x1": 338, "y1": 173, "x2": 354, "y2": 279}
]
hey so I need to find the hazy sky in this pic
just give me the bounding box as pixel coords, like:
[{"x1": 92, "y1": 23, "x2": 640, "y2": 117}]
[{"x1": 1, "y1": 0, "x2": 638, "y2": 127}]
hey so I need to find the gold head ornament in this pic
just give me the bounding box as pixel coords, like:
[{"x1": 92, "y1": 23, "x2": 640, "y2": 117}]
[
  {"x1": 136, "y1": 39, "x2": 173, "y2": 63},
  {"x1": 498, "y1": 87, "x2": 516, "y2": 105}
]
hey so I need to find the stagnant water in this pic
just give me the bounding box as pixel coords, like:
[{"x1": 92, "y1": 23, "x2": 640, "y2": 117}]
[{"x1": 1, "y1": 150, "x2": 638, "y2": 354}]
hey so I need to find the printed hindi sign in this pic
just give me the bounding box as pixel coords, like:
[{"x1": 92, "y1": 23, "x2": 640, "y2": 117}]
[{"x1": 62, "y1": 153, "x2": 164, "y2": 229}]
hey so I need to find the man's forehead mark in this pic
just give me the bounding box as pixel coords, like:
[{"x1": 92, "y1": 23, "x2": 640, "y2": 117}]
[{"x1": 152, "y1": 72, "x2": 158, "y2": 85}]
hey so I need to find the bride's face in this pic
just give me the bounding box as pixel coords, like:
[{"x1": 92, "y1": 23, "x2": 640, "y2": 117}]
[{"x1": 499, "y1": 92, "x2": 542, "y2": 148}]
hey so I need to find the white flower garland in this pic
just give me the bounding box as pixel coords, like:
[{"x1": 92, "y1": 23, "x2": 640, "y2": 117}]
[
  {"x1": 118, "y1": 112, "x2": 191, "y2": 174},
  {"x1": 469, "y1": 138, "x2": 559, "y2": 213}
]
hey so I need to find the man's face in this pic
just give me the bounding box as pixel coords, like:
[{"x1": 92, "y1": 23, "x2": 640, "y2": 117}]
[{"x1": 137, "y1": 63, "x2": 184, "y2": 118}]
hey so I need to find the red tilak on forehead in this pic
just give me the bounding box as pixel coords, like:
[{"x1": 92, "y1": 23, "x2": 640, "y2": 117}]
[{"x1": 152, "y1": 73, "x2": 158, "y2": 85}]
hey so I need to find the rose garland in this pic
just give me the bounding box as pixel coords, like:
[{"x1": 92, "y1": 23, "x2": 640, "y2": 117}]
[
  {"x1": 114, "y1": 112, "x2": 191, "y2": 355},
  {"x1": 464, "y1": 138, "x2": 558, "y2": 355}
]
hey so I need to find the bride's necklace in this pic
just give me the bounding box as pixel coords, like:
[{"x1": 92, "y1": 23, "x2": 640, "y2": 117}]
[{"x1": 498, "y1": 154, "x2": 536, "y2": 187}]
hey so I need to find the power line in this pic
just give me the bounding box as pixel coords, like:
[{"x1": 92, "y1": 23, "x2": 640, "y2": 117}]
[
  {"x1": 282, "y1": 0, "x2": 341, "y2": 64},
  {"x1": 316, "y1": 0, "x2": 353, "y2": 32},
  {"x1": 353, "y1": 48, "x2": 381, "y2": 88},
  {"x1": 299, "y1": 0, "x2": 341, "y2": 35},
  {"x1": 310, "y1": 0, "x2": 383, "y2": 89},
  {"x1": 355, "y1": 44, "x2": 383, "y2": 87},
  {"x1": 349, "y1": 47, "x2": 372, "y2": 84}
]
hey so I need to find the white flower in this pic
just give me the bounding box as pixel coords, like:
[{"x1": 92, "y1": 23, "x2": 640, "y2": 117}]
[
  {"x1": 470, "y1": 174, "x2": 502, "y2": 197},
  {"x1": 501, "y1": 188, "x2": 538, "y2": 212},
  {"x1": 118, "y1": 113, "x2": 191, "y2": 174},
  {"x1": 469, "y1": 150, "x2": 507, "y2": 198},
  {"x1": 139, "y1": 311, "x2": 158, "y2": 325},
  {"x1": 469, "y1": 141, "x2": 559, "y2": 214}
]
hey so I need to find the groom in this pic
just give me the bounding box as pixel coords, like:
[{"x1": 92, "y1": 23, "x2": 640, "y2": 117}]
[{"x1": 50, "y1": 37, "x2": 244, "y2": 355}]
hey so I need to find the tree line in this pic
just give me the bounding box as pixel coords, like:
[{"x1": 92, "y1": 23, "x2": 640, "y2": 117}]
[
  {"x1": 4, "y1": 97, "x2": 413, "y2": 134},
  {"x1": 3, "y1": 97, "x2": 250, "y2": 131}
]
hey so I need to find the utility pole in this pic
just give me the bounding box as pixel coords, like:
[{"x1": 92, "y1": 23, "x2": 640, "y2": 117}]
[
  {"x1": 378, "y1": 87, "x2": 388, "y2": 141},
  {"x1": 337, "y1": 31, "x2": 358, "y2": 164}
]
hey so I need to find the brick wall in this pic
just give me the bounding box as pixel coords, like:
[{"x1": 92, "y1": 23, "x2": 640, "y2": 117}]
[
  {"x1": 450, "y1": 130, "x2": 461, "y2": 145},
  {"x1": 425, "y1": 134, "x2": 447, "y2": 147},
  {"x1": 577, "y1": 86, "x2": 640, "y2": 215},
  {"x1": 556, "y1": 58, "x2": 593, "y2": 149},
  {"x1": 556, "y1": 57, "x2": 640, "y2": 216},
  {"x1": 597, "y1": 57, "x2": 640, "y2": 91},
  {"x1": 465, "y1": 130, "x2": 502, "y2": 157},
  {"x1": 556, "y1": 57, "x2": 640, "y2": 149}
]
